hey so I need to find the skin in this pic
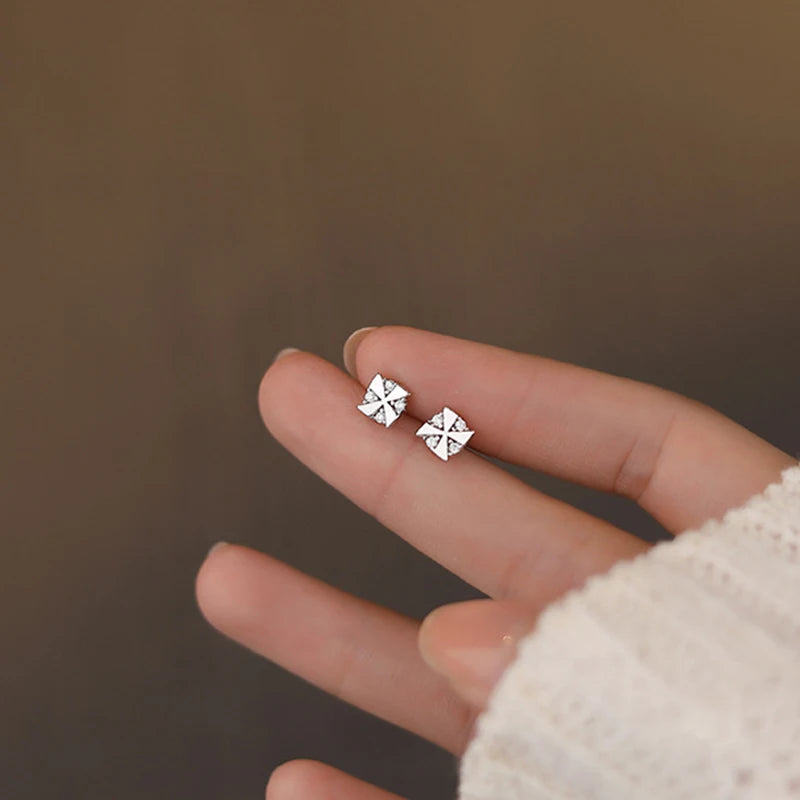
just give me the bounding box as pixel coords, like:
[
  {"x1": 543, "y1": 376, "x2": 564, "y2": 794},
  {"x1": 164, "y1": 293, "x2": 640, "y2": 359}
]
[{"x1": 195, "y1": 326, "x2": 796, "y2": 799}]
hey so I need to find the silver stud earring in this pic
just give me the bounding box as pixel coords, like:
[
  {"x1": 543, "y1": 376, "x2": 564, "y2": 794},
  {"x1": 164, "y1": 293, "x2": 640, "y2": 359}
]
[
  {"x1": 357, "y1": 373, "x2": 410, "y2": 428},
  {"x1": 416, "y1": 407, "x2": 474, "y2": 461}
]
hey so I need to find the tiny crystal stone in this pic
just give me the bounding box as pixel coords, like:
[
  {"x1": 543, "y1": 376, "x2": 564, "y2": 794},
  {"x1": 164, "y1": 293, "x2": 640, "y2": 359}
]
[
  {"x1": 392, "y1": 396, "x2": 408, "y2": 415},
  {"x1": 426, "y1": 435, "x2": 442, "y2": 452}
]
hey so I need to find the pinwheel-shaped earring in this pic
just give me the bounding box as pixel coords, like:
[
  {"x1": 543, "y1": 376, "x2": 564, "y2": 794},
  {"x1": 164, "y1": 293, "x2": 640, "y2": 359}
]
[
  {"x1": 416, "y1": 407, "x2": 474, "y2": 461},
  {"x1": 357, "y1": 373, "x2": 410, "y2": 428}
]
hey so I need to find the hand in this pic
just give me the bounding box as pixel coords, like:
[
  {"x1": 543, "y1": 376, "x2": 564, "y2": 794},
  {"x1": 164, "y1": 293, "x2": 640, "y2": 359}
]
[{"x1": 196, "y1": 326, "x2": 794, "y2": 799}]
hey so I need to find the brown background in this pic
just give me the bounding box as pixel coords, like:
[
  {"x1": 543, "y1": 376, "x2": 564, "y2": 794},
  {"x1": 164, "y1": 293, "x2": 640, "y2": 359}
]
[{"x1": 2, "y1": 2, "x2": 799, "y2": 798}]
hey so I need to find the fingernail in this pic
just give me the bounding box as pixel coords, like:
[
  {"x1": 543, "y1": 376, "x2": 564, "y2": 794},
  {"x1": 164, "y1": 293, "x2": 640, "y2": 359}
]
[
  {"x1": 418, "y1": 600, "x2": 535, "y2": 706},
  {"x1": 342, "y1": 326, "x2": 377, "y2": 377},
  {"x1": 206, "y1": 541, "x2": 229, "y2": 559},
  {"x1": 273, "y1": 347, "x2": 300, "y2": 363}
]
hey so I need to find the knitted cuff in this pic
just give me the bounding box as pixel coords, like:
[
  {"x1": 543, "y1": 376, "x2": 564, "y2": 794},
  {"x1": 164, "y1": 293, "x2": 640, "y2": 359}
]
[{"x1": 459, "y1": 464, "x2": 800, "y2": 800}]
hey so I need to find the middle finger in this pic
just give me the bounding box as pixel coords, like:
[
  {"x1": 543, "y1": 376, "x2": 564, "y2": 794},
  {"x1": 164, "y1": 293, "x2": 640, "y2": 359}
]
[{"x1": 260, "y1": 351, "x2": 647, "y2": 603}]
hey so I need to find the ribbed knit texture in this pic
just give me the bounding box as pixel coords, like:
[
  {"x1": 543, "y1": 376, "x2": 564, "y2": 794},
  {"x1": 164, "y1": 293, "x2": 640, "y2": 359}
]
[{"x1": 459, "y1": 463, "x2": 800, "y2": 800}]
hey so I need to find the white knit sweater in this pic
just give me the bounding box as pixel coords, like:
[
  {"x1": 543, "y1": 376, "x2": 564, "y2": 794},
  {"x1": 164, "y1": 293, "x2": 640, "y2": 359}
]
[{"x1": 460, "y1": 463, "x2": 800, "y2": 800}]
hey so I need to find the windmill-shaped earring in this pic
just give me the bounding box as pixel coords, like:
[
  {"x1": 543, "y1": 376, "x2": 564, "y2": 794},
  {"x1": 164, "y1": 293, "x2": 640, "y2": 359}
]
[
  {"x1": 357, "y1": 373, "x2": 410, "y2": 428},
  {"x1": 415, "y1": 407, "x2": 474, "y2": 461}
]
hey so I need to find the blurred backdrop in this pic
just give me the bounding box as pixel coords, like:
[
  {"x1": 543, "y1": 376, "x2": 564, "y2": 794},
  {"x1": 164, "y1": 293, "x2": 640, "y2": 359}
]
[{"x1": 2, "y1": 2, "x2": 799, "y2": 798}]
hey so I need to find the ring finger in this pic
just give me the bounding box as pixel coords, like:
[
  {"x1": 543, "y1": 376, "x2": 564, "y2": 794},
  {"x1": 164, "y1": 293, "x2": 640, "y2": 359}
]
[{"x1": 196, "y1": 543, "x2": 476, "y2": 754}]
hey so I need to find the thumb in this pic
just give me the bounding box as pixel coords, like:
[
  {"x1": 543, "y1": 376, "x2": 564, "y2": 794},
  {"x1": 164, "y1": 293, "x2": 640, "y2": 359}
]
[{"x1": 418, "y1": 599, "x2": 537, "y2": 708}]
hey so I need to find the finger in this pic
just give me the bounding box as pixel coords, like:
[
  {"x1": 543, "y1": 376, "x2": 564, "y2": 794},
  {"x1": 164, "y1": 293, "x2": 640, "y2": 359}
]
[
  {"x1": 348, "y1": 326, "x2": 795, "y2": 532},
  {"x1": 195, "y1": 544, "x2": 475, "y2": 754},
  {"x1": 418, "y1": 599, "x2": 537, "y2": 709},
  {"x1": 267, "y1": 759, "x2": 406, "y2": 800},
  {"x1": 260, "y1": 351, "x2": 647, "y2": 604}
]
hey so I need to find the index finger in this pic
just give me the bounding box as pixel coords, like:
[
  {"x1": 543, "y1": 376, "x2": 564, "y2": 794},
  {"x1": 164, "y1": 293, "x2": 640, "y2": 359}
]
[{"x1": 350, "y1": 327, "x2": 795, "y2": 533}]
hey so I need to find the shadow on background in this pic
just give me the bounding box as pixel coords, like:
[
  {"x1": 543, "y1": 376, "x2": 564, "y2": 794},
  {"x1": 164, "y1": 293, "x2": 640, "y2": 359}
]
[{"x1": 2, "y1": 2, "x2": 799, "y2": 798}]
